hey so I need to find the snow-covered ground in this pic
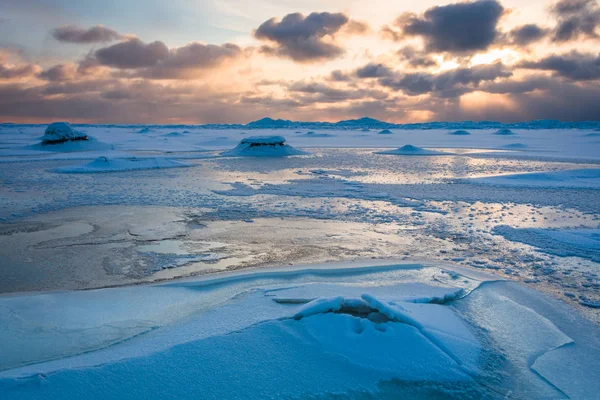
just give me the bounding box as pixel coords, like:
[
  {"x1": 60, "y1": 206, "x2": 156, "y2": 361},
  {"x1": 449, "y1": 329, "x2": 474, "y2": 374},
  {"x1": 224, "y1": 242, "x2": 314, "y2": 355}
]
[{"x1": 0, "y1": 123, "x2": 599, "y2": 398}]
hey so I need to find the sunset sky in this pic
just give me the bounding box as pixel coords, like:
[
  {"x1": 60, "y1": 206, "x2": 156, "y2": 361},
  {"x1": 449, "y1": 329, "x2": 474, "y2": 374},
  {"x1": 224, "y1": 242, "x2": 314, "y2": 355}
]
[{"x1": 1, "y1": 0, "x2": 599, "y2": 123}]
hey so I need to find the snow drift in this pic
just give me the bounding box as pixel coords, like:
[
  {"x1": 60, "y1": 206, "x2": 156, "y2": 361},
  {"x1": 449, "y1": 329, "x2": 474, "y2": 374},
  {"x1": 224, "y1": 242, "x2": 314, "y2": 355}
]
[
  {"x1": 376, "y1": 145, "x2": 450, "y2": 156},
  {"x1": 449, "y1": 130, "x2": 470, "y2": 135},
  {"x1": 221, "y1": 136, "x2": 308, "y2": 157}
]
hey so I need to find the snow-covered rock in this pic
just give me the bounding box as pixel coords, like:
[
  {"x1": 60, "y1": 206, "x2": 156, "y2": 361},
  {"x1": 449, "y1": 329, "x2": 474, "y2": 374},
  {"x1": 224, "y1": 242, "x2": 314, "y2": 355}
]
[
  {"x1": 221, "y1": 136, "x2": 308, "y2": 157},
  {"x1": 41, "y1": 122, "x2": 88, "y2": 144},
  {"x1": 376, "y1": 145, "x2": 450, "y2": 156}
]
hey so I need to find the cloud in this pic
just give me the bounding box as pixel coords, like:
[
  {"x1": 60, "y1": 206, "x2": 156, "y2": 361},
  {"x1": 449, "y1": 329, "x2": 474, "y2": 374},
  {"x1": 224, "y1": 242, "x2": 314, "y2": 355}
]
[
  {"x1": 52, "y1": 25, "x2": 122, "y2": 44},
  {"x1": 518, "y1": 52, "x2": 600, "y2": 80},
  {"x1": 0, "y1": 63, "x2": 40, "y2": 79},
  {"x1": 396, "y1": 46, "x2": 438, "y2": 67},
  {"x1": 355, "y1": 63, "x2": 393, "y2": 78},
  {"x1": 383, "y1": 0, "x2": 504, "y2": 53},
  {"x1": 88, "y1": 39, "x2": 242, "y2": 78},
  {"x1": 38, "y1": 64, "x2": 77, "y2": 81},
  {"x1": 507, "y1": 24, "x2": 549, "y2": 46},
  {"x1": 95, "y1": 38, "x2": 169, "y2": 68},
  {"x1": 550, "y1": 0, "x2": 600, "y2": 42},
  {"x1": 254, "y1": 12, "x2": 349, "y2": 61},
  {"x1": 378, "y1": 62, "x2": 512, "y2": 97}
]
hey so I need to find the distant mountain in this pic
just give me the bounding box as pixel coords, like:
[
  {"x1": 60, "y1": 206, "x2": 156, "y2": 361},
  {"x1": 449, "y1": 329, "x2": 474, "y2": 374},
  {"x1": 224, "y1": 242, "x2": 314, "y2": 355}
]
[{"x1": 246, "y1": 118, "x2": 295, "y2": 128}]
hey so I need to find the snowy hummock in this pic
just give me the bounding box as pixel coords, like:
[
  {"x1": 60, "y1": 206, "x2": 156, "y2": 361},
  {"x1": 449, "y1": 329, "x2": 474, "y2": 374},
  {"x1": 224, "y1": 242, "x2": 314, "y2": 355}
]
[
  {"x1": 221, "y1": 136, "x2": 308, "y2": 157},
  {"x1": 378, "y1": 129, "x2": 393, "y2": 134},
  {"x1": 40, "y1": 122, "x2": 88, "y2": 144},
  {"x1": 376, "y1": 144, "x2": 450, "y2": 156},
  {"x1": 494, "y1": 128, "x2": 516, "y2": 135},
  {"x1": 54, "y1": 156, "x2": 191, "y2": 173},
  {"x1": 449, "y1": 130, "x2": 470, "y2": 135},
  {"x1": 467, "y1": 168, "x2": 600, "y2": 189}
]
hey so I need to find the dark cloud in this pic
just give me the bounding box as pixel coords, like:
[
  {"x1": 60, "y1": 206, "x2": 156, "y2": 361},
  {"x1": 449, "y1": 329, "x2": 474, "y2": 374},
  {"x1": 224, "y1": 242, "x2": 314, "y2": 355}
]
[
  {"x1": 95, "y1": 38, "x2": 169, "y2": 69},
  {"x1": 550, "y1": 0, "x2": 600, "y2": 42},
  {"x1": 396, "y1": 46, "x2": 438, "y2": 68},
  {"x1": 355, "y1": 63, "x2": 393, "y2": 78},
  {"x1": 38, "y1": 64, "x2": 76, "y2": 81},
  {"x1": 379, "y1": 62, "x2": 512, "y2": 97},
  {"x1": 384, "y1": 0, "x2": 504, "y2": 53},
  {"x1": 507, "y1": 24, "x2": 549, "y2": 46},
  {"x1": 52, "y1": 25, "x2": 122, "y2": 44},
  {"x1": 329, "y1": 70, "x2": 350, "y2": 82},
  {"x1": 90, "y1": 39, "x2": 242, "y2": 77},
  {"x1": 518, "y1": 52, "x2": 600, "y2": 80},
  {"x1": 254, "y1": 12, "x2": 349, "y2": 61}
]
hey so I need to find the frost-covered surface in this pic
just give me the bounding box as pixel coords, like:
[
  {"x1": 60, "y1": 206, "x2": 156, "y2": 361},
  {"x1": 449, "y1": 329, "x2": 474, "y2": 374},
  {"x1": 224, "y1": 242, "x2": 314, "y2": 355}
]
[
  {"x1": 0, "y1": 262, "x2": 598, "y2": 399},
  {"x1": 221, "y1": 136, "x2": 308, "y2": 157},
  {"x1": 493, "y1": 226, "x2": 600, "y2": 262},
  {"x1": 40, "y1": 122, "x2": 88, "y2": 144},
  {"x1": 449, "y1": 130, "x2": 471, "y2": 135},
  {"x1": 467, "y1": 168, "x2": 600, "y2": 189},
  {"x1": 376, "y1": 144, "x2": 450, "y2": 156},
  {"x1": 54, "y1": 157, "x2": 191, "y2": 173}
]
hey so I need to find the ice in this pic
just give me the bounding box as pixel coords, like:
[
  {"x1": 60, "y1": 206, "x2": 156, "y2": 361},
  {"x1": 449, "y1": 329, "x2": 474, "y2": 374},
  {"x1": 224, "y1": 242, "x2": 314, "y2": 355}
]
[
  {"x1": 40, "y1": 122, "x2": 88, "y2": 144},
  {"x1": 449, "y1": 130, "x2": 470, "y2": 135},
  {"x1": 378, "y1": 129, "x2": 393, "y2": 134},
  {"x1": 53, "y1": 156, "x2": 191, "y2": 173},
  {"x1": 221, "y1": 136, "x2": 308, "y2": 157},
  {"x1": 467, "y1": 168, "x2": 600, "y2": 188},
  {"x1": 493, "y1": 128, "x2": 516, "y2": 135},
  {"x1": 376, "y1": 144, "x2": 450, "y2": 156},
  {"x1": 292, "y1": 296, "x2": 344, "y2": 319},
  {"x1": 493, "y1": 226, "x2": 600, "y2": 261}
]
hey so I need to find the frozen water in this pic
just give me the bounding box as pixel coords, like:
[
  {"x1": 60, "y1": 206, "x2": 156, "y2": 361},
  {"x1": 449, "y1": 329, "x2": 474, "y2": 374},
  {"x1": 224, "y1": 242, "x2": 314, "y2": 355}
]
[
  {"x1": 54, "y1": 156, "x2": 191, "y2": 173},
  {"x1": 40, "y1": 122, "x2": 87, "y2": 144},
  {"x1": 376, "y1": 144, "x2": 451, "y2": 156},
  {"x1": 221, "y1": 136, "x2": 308, "y2": 157}
]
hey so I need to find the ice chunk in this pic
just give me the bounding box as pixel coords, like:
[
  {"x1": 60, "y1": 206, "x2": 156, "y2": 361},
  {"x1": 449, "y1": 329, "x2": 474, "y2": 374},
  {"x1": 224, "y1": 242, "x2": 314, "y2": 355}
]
[
  {"x1": 221, "y1": 136, "x2": 308, "y2": 157},
  {"x1": 40, "y1": 122, "x2": 88, "y2": 144},
  {"x1": 378, "y1": 129, "x2": 393, "y2": 134},
  {"x1": 293, "y1": 296, "x2": 344, "y2": 319},
  {"x1": 376, "y1": 145, "x2": 450, "y2": 156}
]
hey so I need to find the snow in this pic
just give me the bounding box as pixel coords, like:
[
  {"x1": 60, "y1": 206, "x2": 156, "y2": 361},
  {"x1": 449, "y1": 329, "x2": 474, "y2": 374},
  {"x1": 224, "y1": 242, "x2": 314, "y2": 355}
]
[
  {"x1": 467, "y1": 168, "x2": 600, "y2": 188},
  {"x1": 1, "y1": 262, "x2": 596, "y2": 399},
  {"x1": 53, "y1": 156, "x2": 192, "y2": 173},
  {"x1": 378, "y1": 129, "x2": 393, "y2": 134},
  {"x1": 449, "y1": 130, "x2": 470, "y2": 135},
  {"x1": 494, "y1": 128, "x2": 516, "y2": 135},
  {"x1": 376, "y1": 144, "x2": 450, "y2": 156},
  {"x1": 40, "y1": 122, "x2": 88, "y2": 144},
  {"x1": 221, "y1": 136, "x2": 308, "y2": 157}
]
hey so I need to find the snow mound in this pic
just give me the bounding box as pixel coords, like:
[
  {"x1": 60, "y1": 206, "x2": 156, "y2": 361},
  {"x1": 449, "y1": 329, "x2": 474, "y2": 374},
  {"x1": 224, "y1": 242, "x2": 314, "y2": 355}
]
[
  {"x1": 221, "y1": 136, "x2": 308, "y2": 157},
  {"x1": 40, "y1": 122, "x2": 88, "y2": 144},
  {"x1": 466, "y1": 168, "x2": 600, "y2": 189},
  {"x1": 449, "y1": 130, "x2": 470, "y2": 135},
  {"x1": 54, "y1": 157, "x2": 191, "y2": 173},
  {"x1": 378, "y1": 129, "x2": 393, "y2": 135},
  {"x1": 299, "y1": 132, "x2": 335, "y2": 138},
  {"x1": 137, "y1": 127, "x2": 153, "y2": 134},
  {"x1": 376, "y1": 145, "x2": 450, "y2": 156},
  {"x1": 499, "y1": 143, "x2": 528, "y2": 149},
  {"x1": 162, "y1": 132, "x2": 185, "y2": 137},
  {"x1": 494, "y1": 128, "x2": 516, "y2": 135}
]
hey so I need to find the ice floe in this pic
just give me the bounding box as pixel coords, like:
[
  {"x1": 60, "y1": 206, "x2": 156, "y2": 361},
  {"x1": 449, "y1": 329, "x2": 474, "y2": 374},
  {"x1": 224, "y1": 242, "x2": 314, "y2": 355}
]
[{"x1": 221, "y1": 136, "x2": 308, "y2": 157}]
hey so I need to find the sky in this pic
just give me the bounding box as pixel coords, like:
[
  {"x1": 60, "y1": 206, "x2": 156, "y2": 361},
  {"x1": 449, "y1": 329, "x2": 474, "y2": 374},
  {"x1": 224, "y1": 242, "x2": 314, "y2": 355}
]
[{"x1": 0, "y1": 0, "x2": 599, "y2": 124}]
